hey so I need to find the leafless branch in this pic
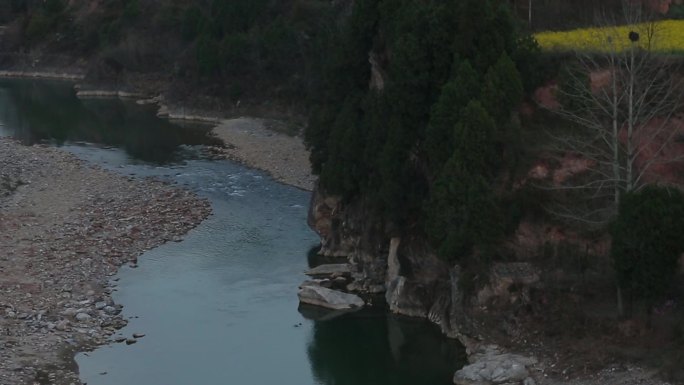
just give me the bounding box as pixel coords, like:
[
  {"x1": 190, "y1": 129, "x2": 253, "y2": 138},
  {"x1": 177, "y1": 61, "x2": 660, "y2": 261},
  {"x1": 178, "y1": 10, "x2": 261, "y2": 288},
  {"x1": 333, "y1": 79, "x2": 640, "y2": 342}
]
[{"x1": 539, "y1": 1, "x2": 683, "y2": 226}]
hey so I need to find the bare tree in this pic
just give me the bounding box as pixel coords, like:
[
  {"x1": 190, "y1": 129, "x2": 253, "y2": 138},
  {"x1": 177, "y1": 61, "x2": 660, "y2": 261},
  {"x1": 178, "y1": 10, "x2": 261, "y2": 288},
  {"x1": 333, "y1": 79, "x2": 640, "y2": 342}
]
[
  {"x1": 545, "y1": 3, "x2": 683, "y2": 225},
  {"x1": 543, "y1": 2, "x2": 684, "y2": 315}
]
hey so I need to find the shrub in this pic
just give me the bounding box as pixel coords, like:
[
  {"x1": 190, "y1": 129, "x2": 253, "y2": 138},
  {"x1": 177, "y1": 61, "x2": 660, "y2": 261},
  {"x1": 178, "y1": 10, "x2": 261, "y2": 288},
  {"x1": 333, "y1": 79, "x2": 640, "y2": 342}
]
[
  {"x1": 220, "y1": 33, "x2": 252, "y2": 75},
  {"x1": 196, "y1": 32, "x2": 221, "y2": 77},
  {"x1": 612, "y1": 186, "x2": 684, "y2": 311},
  {"x1": 181, "y1": 6, "x2": 204, "y2": 41},
  {"x1": 668, "y1": 4, "x2": 684, "y2": 19},
  {"x1": 44, "y1": 0, "x2": 65, "y2": 15},
  {"x1": 25, "y1": 13, "x2": 53, "y2": 41}
]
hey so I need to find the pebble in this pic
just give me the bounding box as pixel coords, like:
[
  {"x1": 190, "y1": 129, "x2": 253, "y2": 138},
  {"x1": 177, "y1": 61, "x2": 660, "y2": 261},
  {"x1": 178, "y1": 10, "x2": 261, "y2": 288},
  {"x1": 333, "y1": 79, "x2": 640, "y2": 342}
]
[{"x1": 0, "y1": 138, "x2": 211, "y2": 384}]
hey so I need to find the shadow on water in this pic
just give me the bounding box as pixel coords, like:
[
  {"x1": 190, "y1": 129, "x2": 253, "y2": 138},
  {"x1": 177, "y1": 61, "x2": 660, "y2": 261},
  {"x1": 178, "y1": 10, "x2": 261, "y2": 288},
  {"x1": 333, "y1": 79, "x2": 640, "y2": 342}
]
[
  {"x1": 307, "y1": 309, "x2": 467, "y2": 385},
  {"x1": 0, "y1": 79, "x2": 221, "y2": 164}
]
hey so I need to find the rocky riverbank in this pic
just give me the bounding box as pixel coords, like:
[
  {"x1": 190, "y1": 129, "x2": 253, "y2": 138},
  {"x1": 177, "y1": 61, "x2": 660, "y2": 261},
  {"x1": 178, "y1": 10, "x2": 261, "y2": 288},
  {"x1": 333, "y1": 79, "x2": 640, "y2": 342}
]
[
  {"x1": 211, "y1": 118, "x2": 314, "y2": 191},
  {"x1": 0, "y1": 69, "x2": 315, "y2": 192},
  {"x1": 0, "y1": 138, "x2": 211, "y2": 385},
  {"x1": 306, "y1": 186, "x2": 680, "y2": 385}
]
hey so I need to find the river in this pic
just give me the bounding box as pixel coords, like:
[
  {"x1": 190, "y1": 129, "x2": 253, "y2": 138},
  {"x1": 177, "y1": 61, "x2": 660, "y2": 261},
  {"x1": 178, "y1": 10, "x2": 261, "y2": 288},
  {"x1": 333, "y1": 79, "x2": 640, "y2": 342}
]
[{"x1": 0, "y1": 79, "x2": 465, "y2": 385}]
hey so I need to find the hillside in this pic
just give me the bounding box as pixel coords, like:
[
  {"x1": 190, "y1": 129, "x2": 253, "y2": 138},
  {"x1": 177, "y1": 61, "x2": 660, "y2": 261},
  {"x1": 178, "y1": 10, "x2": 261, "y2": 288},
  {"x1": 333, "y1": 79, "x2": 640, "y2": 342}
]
[{"x1": 0, "y1": 0, "x2": 346, "y2": 117}]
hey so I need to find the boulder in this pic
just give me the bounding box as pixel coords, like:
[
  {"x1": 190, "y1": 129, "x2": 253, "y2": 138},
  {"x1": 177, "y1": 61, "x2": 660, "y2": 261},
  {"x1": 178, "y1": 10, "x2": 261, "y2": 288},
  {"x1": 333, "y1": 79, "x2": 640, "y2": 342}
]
[
  {"x1": 298, "y1": 284, "x2": 364, "y2": 310},
  {"x1": 298, "y1": 303, "x2": 356, "y2": 321},
  {"x1": 304, "y1": 264, "x2": 352, "y2": 278},
  {"x1": 453, "y1": 345, "x2": 537, "y2": 385},
  {"x1": 75, "y1": 313, "x2": 92, "y2": 322}
]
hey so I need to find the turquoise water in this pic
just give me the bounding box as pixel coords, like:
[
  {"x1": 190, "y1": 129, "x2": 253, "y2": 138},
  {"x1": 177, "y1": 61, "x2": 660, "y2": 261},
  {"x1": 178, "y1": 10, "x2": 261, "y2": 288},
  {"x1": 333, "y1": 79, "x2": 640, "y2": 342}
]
[{"x1": 0, "y1": 79, "x2": 465, "y2": 385}]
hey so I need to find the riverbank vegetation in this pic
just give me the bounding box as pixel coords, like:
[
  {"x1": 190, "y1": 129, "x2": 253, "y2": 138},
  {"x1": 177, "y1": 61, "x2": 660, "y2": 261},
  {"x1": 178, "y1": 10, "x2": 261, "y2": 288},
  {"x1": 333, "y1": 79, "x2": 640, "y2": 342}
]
[
  {"x1": 305, "y1": 0, "x2": 541, "y2": 271},
  {"x1": 0, "y1": 0, "x2": 344, "y2": 112}
]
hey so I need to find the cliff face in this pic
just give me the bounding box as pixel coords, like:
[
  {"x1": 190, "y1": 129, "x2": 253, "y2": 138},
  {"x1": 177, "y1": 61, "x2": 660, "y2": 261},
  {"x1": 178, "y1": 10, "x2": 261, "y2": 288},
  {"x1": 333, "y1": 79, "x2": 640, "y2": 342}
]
[{"x1": 307, "y1": 185, "x2": 473, "y2": 341}]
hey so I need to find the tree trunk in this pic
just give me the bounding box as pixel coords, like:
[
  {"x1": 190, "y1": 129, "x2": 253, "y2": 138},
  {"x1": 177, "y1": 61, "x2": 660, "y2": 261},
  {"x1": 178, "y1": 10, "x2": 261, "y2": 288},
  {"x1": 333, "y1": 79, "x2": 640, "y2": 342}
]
[
  {"x1": 611, "y1": 57, "x2": 621, "y2": 207},
  {"x1": 617, "y1": 285, "x2": 624, "y2": 318},
  {"x1": 528, "y1": 0, "x2": 533, "y2": 28},
  {"x1": 626, "y1": 44, "x2": 635, "y2": 193}
]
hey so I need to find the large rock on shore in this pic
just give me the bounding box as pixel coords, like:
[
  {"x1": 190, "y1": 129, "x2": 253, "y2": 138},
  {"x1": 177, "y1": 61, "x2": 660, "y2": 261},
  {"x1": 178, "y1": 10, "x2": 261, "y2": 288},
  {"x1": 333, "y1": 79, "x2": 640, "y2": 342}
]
[
  {"x1": 304, "y1": 263, "x2": 352, "y2": 277},
  {"x1": 453, "y1": 345, "x2": 538, "y2": 385},
  {"x1": 298, "y1": 284, "x2": 365, "y2": 310}
]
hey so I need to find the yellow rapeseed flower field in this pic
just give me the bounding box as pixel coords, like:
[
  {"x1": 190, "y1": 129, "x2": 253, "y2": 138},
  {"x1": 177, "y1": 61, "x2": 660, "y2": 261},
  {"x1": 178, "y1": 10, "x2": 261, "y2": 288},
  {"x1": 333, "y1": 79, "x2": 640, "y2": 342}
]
[{"x1": 535, "y1": 20, "x2": 684, "y2": 53}]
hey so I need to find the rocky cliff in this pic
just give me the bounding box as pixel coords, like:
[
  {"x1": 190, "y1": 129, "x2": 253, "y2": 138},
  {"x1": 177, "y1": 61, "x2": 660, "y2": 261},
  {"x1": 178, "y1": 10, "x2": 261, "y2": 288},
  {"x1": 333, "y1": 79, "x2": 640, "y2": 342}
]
[{"x1": 307, "y1": 185, "x2": 476, "y2": 341}]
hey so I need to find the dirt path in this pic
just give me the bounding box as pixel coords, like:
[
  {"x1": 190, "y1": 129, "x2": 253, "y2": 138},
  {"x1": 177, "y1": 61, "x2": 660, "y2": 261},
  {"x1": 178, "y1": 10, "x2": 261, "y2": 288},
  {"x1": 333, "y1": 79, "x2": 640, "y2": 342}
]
[{"x1": 0, "y1": 138, "x2": 210, "y2": 385}]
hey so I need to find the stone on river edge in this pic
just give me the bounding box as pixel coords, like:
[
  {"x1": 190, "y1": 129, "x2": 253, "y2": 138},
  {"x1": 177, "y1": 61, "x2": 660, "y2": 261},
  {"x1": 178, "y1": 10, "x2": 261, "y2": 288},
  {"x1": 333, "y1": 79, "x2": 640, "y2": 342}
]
[
  {"x1": 453, "y1": 345, "x2": 538, "y2": 385},
  {"x1": 304, "y1": 263, "x2": 352, "y2": 277},
  {"x1": 298, "y1": 284, "x2": 365, "y2": 310}
]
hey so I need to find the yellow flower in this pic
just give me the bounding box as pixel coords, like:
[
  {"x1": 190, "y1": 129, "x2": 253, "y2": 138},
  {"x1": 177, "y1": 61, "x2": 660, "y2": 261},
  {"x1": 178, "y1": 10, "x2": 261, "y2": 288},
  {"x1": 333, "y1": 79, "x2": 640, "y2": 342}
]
[{"x1": 534, "y1": 20, "x2": 684, "y2": 54}]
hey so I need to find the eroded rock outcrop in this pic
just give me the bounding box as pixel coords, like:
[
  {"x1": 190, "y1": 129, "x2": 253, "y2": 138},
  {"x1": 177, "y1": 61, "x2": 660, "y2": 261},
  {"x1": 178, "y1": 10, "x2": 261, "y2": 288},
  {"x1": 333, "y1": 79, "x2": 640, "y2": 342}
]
[
  {"x1": 307, "y1": 184, "x2": 475, "y2": 340},
  {"x1": 305, "y1": 263, "x2": 352, "y2": 278}
]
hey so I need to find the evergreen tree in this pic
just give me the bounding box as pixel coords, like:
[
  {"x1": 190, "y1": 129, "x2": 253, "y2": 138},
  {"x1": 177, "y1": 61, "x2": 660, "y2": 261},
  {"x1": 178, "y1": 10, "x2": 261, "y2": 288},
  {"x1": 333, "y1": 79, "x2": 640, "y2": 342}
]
[
  {"x1": 305, "y1": 0, "x2": 378, "y2": 174},
  {"x1": 425, "y1": 102, "x2": 500, "y2": 261},
  {"x1": 456, "y1": 0, "x2": 510, "y2": 73},
  {"x1": 481, "y1": 52, "x2": 524, "y2": 125},
  {"x1": 453, "y1": 101, "x2": 498, "y2": 177},
  {"x1": 196, "y1": 31, "x2": 220, "y2": 76},
  {"x1": 181, "y1": 6, "x2": 204, "y2": 41},
  {"x1": 424, "y1": 60, "x2": 480, "y2": 177},
  {"x1": 612, "y1": 186, "x2": 684, "y2": 314},
  {"x1": 304, "y1": 0, "x2": 534, "y2": 262},
  {"x1": 320, "y1": 94, "x2": 366, "y2": 197}
]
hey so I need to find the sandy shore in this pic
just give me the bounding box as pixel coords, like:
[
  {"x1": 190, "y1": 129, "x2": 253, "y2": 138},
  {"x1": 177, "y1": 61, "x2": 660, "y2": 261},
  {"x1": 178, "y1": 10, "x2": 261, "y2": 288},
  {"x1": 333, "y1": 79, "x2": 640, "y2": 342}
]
[
  {"x1": 211, "y1": 117, "x2": 315, "y2": 191},
  {"x1": 72, "y1": 88, "x2": 315, "y2": 191},
  {"x1": 0, "y1": 70, "x2": 315, "y2": 192},
  {"x1": 0, "y1": 138, "x2": 210, "y2": 385}
]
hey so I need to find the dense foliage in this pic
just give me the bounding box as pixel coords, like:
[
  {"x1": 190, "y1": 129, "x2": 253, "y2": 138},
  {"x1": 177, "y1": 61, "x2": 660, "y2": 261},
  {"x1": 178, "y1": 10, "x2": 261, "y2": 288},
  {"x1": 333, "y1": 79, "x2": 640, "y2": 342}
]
[
  {"x1": 5, "y1": 0, "x2": 340, "y2": 103},
  {"x1": 611, "y1": 186, "x2": 684, "y2": 309},
  {"x1": 9, "y1": 0, "x2": 541, "y2": 263},
  {"x1": 306, "y1": 0, "x2": 540, "y2": 262}
]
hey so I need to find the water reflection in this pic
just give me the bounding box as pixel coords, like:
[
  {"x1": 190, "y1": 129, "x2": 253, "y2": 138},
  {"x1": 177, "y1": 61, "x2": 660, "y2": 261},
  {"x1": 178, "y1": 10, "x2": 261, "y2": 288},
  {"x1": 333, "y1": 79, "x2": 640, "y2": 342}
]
[
  {"x1": 0, "y1": 79, "x2": 220, "y2": 164},
  {"x1": 308, "y1": 309, "x2": 466, "y2": 385}
]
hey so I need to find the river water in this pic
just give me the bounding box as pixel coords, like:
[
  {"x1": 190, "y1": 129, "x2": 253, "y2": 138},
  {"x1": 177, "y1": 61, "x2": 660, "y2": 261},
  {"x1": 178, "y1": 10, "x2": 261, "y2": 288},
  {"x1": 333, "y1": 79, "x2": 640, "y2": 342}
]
[{"x1": 0, "y1": 79, "x2": 465, "y2": 385}]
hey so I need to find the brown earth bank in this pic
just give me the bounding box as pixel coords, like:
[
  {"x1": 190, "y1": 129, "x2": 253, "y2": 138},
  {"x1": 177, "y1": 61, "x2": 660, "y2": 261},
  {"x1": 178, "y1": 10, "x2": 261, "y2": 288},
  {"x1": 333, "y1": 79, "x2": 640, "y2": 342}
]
[{"x1": 0, "y1": 138, "x2": 211, "y2": 385}]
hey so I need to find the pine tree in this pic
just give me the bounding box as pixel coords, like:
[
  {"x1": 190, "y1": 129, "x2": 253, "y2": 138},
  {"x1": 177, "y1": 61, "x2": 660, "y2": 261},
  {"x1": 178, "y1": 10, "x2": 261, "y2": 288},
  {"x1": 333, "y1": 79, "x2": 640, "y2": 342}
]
[
  {"x1": 424, "y1": 102, "x2": 500, "y2": 261},
  {"x1": 453, "y1": 101, "x2": 497, "y2": 177},
  {"x1": 481, "y1": 52, "x2": 524, "y2": 125},
  {"x1": 320, "y1": 94, "x2": 366, "y2": 197},
  {"x1": 423, "y1": 60, "x2": 480, "y2": 177},
  {"x1": 612, "y1": 186, "x2": 684, "y2": 315}
]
